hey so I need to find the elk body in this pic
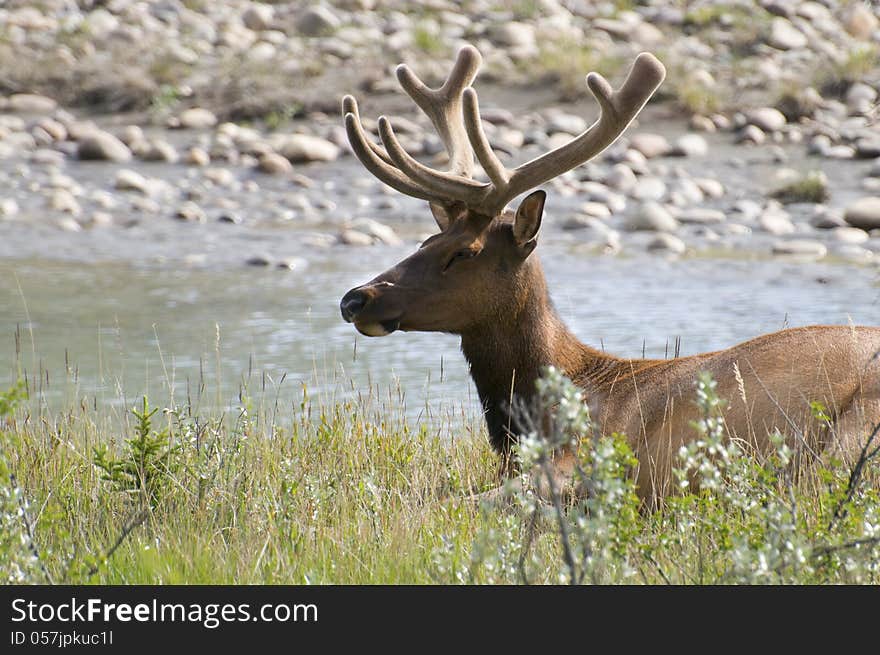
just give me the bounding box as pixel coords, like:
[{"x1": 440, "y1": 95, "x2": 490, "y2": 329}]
[{"x1": 339, "y1": 45, "x2": 880, "y2": 504}]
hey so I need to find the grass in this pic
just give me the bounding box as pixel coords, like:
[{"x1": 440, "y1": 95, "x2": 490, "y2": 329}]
[
  {"x1": 2, "y1": 364, "x2": 879, "y2": 585},
  {"x1": 526, "y1": 38, "x2": 624, "y2": 102},
  {"x1": 769, "y1": 171, "x2": 830, "y2": 204}
]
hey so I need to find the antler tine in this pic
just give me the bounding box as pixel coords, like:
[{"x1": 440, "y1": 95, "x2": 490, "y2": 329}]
[
  {"x1": 377, "y1": 116, "x2": 489, "y2": 203},
  {"x1": 462, "y1": 87, "x2": 509, "y2": 189},
  {"x1": 395, "y1": 45, "x2": 481, "y2": 177},
  {"x1": 342, "y1": 95, "x2": 395, "y2": 167},
  {"x1": 343, "y1": 109, "x2": 436, "y2": 201},
  {"x1": 488, "y1": 52, "x2": 666, "y2": 211}
]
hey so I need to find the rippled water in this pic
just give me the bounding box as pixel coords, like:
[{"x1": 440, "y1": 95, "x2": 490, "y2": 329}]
[{"x1": 1, "y1": 247, "x2": 877, "y2": 426}]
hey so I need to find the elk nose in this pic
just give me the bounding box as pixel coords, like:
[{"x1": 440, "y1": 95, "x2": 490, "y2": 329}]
[{"x1": 340, "y1": 288, "x2": 368, "y2": 322}]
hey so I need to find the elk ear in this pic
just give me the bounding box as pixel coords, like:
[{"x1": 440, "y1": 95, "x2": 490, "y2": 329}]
[
  {"x1": 513, "y1": 190, "x2": 545, "y2": 249},
  {"x1": 429, "y1": 202, "x2": 467, "y2": 232}
]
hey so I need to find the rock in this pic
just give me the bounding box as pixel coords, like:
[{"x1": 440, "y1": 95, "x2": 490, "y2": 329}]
[
  {"x1": 767, "y1": 17, "x2": 807, "y2": 50},
  {"x1": 846, "y1": 82, "x2": 877, "y2": 114},
  {"x1": 646, "y1": 233, "x2": 686, "y2": 254},
  {"x1": 114, "y1": 169, "x2": 152, "y2": 194},
  {"x1": 218, "y1": 213, "x2": 243, "y2": 224},
  {"x1": 546, "y1": 113, "x2": 587, "y2": 136},
  {"x1": 677, "y1": 208, "x2": 726, "y2": 224},
  {"x1": 257, "y1": 152, "x2": 293, "y2": 174},
  {"x1": 759, "y1": 210, "x2": 795, "y2": 235},
  {"x1": 745, "y1": 107, "x2": 787, "y2": 132},
  {"x1": 578, "y1": 201, "x2": 611, "y2": 219},
  {"x1": 855, "y1": 137, "x2": 880, "y2": 159},
  {"x1": 57, "y1": 217, "x2": 82, "y2": 232},
  {"x1": 832, "y1": 226, "x2": 870, "y2": 244},
  {"x1": 736, "y1": 125, "x2": 766, "y2": 145},
  {"x1": 626, "y1": 202, "x2": 679, "y2": 232},
  {"x1": 604, "y1": 164, "x2": 637, "y2": 192},
  {"x1": 32, "y1": 117, "x2": 66, "y2": 142},
  {"x1": 671, "y1": 134, "x2": 708, "y2": 157},
  {"x1": 771, "y1": 239, "x2": 827, "y2": 258},
  {"x1": 279, "y1": 134, "x2": 340, "y2": 163},
  {"x1": 845, "y1": 197, "x2": 880, "y2": 230},
  {"x1": 137, "y1": 140, "x2": 179, "y2": 163},
  {"x1": 296, "y1": 6, "x2": 341, "y2": 36},
  {"x1": 694, "y1": 178, "x2": 725, "y2": 198},
  {"x1": 842, "y1": 4, "x2": 878, "y2": 40},
  {"x1": 631, "y1": 177, "x2": 667, "y2": 201},
  {"x1": 50, "y1": 189, "x2": 80, "y2": 215},
  {"x1": 628, "y1": 133, "x2": 671, "y2": 159},
  {"x1": 810, "y1": 207, "x2": 847, "y2": 229},
  {"x1": 242, "y1": 3, "x2": 274, "y2": 31},
  {"x1": 349, "y1": 218, "x2": 402, "y2": 245},
  {"x1": 246, "y1": 254, "x2": 272, "y2": 266},
  {"x1": 88, "y1": 211, "x2": 114, "y2": 228},
  {"x1": 175, "y1": 201, "x2": 207, "y2": 223},
  {"x1": 488, "y1": 22, "x2": 536, "y2": 48},
  {"x1": 0, "y1": 198, "x2": 19, "y2": 218},
  {"x1": 186, "y1": 147, "x2": 210, "y2": 166},
  {"x1": 203, "y1": 167, "x2": 236, "y2": 187},
  {"x1": 77, "y1": 131, "x2": 132, "y2": 162},
  {"x1": 4, "y1": 93, "x2": 57, "y2": 114},
  {"x1": 339, "y1": 229, "x2": 375, "y2": 246},
  {"x1": 173, "y1": 108, "x2": 218, "y2": 130}
]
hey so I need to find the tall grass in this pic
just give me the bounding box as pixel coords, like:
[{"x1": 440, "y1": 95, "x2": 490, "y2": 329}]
[{"x1": 1, "y1": 366, "x2": 879, "y2": 584}]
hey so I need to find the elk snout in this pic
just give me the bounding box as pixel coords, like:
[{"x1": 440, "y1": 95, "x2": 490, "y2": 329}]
[{"x1": 340, "y1": 287, "x2": 369, "y2": 322}]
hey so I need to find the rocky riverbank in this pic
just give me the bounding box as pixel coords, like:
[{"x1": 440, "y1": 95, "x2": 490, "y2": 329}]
[{"x1": 2, "y1": 1, "x2": 880, "y2": 268}]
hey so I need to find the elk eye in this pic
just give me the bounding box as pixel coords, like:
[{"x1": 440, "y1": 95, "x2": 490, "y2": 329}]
[{"x1": 444, "y1": 249, "x2": 477, "y2": 271}]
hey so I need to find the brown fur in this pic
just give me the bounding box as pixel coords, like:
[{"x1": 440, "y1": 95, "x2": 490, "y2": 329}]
[{"x1": 341, "y1": 201, "x2": 880, "y2": 504}]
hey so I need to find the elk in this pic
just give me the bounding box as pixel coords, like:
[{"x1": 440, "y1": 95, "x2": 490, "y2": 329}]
[{"x1": 339, "y1": 45, "x2": 880, "y2": 504}]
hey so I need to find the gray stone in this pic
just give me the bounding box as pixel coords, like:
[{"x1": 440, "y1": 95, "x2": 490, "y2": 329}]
[
  {"x1": 844, "y1": 197, "x2": 880, "y2": 231},
  {"x1": 77, "y1": 131, "x2": 132, "y2": 162},
  {"x1": 242, "y1": 3, "x2": 274, "y2": 31},
  {"x1": 488, "y1": 22, "x2": 536, "y2": 48},
  {"x1": 349, "y1": 217, "x2": 402, "y2": 245},
  {"x1": 279, "y1": 135, "x2": 340, "y2": 163},
  {"x1": 114, "y1": 169, "x2": 152, "y2": 194},
  {"x1": 4, "y1": 93, "x2": 57, "y2": 114},
  {"x1": 671, "y1": 133, "x2": 708, "y2": 157},
  {"x1": 626, "y1": 202, "x2": 679, "y2": 232},
  {"x1": 832, "y1": 226, "x2": 870, "y2": 244},
  {"x1": 745, "y1": 107, "x2": 787, "y2": 132},
  {"x1": 175, "y1": 201, "x2": 207, "y2": 223},
  {"x1": 677, "y1": 208, "x2": 726, "y2": 224},
  {"x1": 546, "y1": 113, "x2": 587, "y2": 136},
  {"x1": 646, "y1": 233, "x2": 686, "y2": 254},
  {"x1": 186, "y1": 147, "x2": 210, "y2": 166},
  {"x1": 759, "y1": 211, "x2": 795, "y2": 235},
  {"x1": 736, "y1": 125, "x2": 766, "y2": 145},
  {"x1": 628, "y1": 133, "x2": 671, "y2": 159},
  {"x1": 296, "y1": 6, "x2": 341, "y2": 36},
  {"x1": 767, "y1": 17, "x2": 807, "y2": 50},
  {"x1": 246, "y1": 254, "x2": 272, "y2": 266},
  {"x1": 771, "y1": 239, "x2": 827, "y2": 258},
  {"x1": 604, "y1": 164, "x2": 637, "y2": 192},
  {"x1": 339, "y1": 229, "x2": 374, "y2": 246},
  {"x1": 50, "y1": 189, "x2": 80, "y2": 215},
  {"x1": 631, "y1": 177, "x2": 667, "y2": 201},
  {"x1": 257, "y1": 152, "x2": 293, "y2": 174},
  {"x1": 173, "y1": 108, "x2": 218, "y2": 130}
]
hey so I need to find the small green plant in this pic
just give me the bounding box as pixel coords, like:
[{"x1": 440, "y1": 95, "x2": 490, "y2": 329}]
[
  {"x1": 528, "y1": 39, "x2": 623, "y2": 101},
  {"x1": 93, "y1": 397, "x2": 181, "y2": 508},
  {"x1": 770, "y1": 171, "x2": 829, "y2": 204},
  {"x1": 413, "y1": 22, "x2": 446, "y2": 56}
]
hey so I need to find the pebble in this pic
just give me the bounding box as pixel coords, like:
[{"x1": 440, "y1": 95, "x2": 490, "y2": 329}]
[
  {"x1": 767, "y1": 17, "x2": 807, "y2": 50},
  {"x1": 339, "y1": 229, "x2": 375, "y2": 246},
  {"x1": 626, "y1": 202, "x2": 679, "y2": 232},
  {"x1": 257, "y1": 152, "x2": 293, "y2": 174},
  {"x1": 173, "y1": 108, "x2": 218, "y2": 130},
  {"x1": 296, "y1": 6, "x2": 341, "y2": 36},
  {"x1": 628, "y1": 133, "x2": 671, "y2": 159},
  {"x1": 672, "y1": 134, "x2": 708, "y2": 157},
  {"x1": 771, "y1": 239, "x2": 827, "y2": 258},
  {"x1": 278, "y1": 135, "x2": 340, "y2": 163},
  {"x1": 77, "y1": 131, "x2": 132, "y2": 162},
  {"x1": 646, "y1": 233, "x2": 686, "y2": 254},
  {"x1": 844, "y1": 197, "x2": 880, "y2": 231},
  {"x1": 745, "y1": 107, "x2": 787, "y2": 132},
  {"x1": 677, "y1": 208, "x2": 726, "y2": 224},
  {"x1": 175, "y1": 201, "x2": 207, "y2": 223}
]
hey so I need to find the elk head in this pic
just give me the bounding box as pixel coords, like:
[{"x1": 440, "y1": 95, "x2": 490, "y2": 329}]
[{"x1": 340, "y1": 45, "x2": 665, "y2": 338}]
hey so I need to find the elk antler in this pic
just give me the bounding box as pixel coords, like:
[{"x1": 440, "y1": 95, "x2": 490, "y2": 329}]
[{"x1": 343, "y1": 46, "x2": 666, "y2": 218}]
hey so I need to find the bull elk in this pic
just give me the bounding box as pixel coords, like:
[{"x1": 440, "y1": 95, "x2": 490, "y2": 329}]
[{"x1": 339, "y1": 45, "x2": 880, "y2": 504}]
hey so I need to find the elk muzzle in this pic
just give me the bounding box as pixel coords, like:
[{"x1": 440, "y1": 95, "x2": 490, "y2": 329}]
[{"x1": 340, "y1": 282, "x2": 401, "y2": 337}]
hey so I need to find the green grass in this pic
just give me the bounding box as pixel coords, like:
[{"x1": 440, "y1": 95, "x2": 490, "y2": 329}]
[
  {"x1": 770, "y1": 171, "x2": 830, "y2": 204},
  {"x1": 1, "y1": 370, "x2": 879, "y2": 585}
]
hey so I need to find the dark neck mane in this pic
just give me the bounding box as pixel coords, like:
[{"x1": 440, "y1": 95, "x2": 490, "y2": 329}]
[{"x1": 459, "y1": 256, "x2": 615, "y2": 454}]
